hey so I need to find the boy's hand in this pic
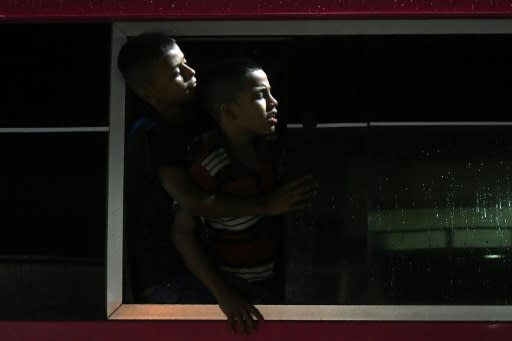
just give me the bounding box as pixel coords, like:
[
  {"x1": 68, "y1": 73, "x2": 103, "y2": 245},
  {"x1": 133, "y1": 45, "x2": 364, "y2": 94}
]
[
  {"x1": 216, "y1": 289, "x2": 264, "y2": 335},
  {"x1": 264, "y1": 175, "x2": 318, "y2": 215}
]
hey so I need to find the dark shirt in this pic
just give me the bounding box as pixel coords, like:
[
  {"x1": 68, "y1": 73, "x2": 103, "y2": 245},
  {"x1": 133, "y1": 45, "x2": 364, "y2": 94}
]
[{"x1": 124, "y1": 106, "x2": 209, "y2": 299}]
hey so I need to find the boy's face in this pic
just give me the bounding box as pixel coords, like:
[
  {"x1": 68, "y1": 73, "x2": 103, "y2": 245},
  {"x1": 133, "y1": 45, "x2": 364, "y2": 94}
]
[
  {"x1": 142, "y1": 44, "x2": 197, "y2": 106},
  {"x1": 229, "y1": 69, "x2": 278, "y2": 136}
]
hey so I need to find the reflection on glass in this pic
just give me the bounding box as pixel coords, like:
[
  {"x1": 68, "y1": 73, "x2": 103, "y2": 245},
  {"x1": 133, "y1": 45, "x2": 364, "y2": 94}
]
[
  {"x1": 368, "y1": 127, "x2": 512, "y2": 304},
  {"x1": 285, "y1": 128, "x2": 368, "y2": 304},
  {"x1": 286, "y1": 126, "x2": 512, "y2": 305}
]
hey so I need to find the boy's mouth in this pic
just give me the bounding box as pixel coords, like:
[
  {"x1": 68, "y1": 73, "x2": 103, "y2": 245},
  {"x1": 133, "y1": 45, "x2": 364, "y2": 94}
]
[
  {"x1": 186, "y1": 79, "x2": 197, "y2": 90},
  {"x1": 267, "y1": 111, "x2": 278, "y2": 125},
  {"x1": 185, "y1": 82, "x2": 197, "y2": 94}
]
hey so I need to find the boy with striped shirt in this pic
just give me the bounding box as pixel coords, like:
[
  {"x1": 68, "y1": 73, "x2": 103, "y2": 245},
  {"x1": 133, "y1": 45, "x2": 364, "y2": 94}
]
[{"x1": 172, "y1": 60, "x2": 297, "y2": 333}]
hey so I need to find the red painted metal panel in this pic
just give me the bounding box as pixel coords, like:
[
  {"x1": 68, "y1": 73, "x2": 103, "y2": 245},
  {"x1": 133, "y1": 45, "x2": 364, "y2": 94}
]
[
  {"x1": 2, "y1": 321, "x2": 512, "y2": 341},
  {"x1": 1, "y1": 0, "x2": 512, "y2": 21}
]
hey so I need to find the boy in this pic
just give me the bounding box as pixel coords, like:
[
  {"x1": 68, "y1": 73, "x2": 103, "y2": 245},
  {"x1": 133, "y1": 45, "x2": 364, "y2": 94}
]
[
  {"x1": 172, "y1": 60, "x2": 290, "y2": 333},
  {"x1": 117, "y1": 34, "x2": 316, "y2": 302}
]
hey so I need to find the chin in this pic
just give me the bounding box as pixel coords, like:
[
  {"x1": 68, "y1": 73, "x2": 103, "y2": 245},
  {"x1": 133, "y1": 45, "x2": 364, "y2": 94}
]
[
  {"x1": 264, "y1": 128, "x2": 277, "y2": 137},
  {"x1": 182, "y1": 93, "x2": 196, "y2": 102},
  {"x1": 252, "y1": 126, "x2": 275, "y2": 137},
  {"x1": 262, "y1": 131, "x2": 278, "y2": 141}
]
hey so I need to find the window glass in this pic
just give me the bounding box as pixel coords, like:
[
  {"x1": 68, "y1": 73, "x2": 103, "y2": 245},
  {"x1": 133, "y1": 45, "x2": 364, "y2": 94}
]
[
  {"x1": 1, "y1": 24, "x2": 110, "y2": 127},
  {"x1": 362, "y1": 35, "x2": 512, "y2": 122},
  {"x1": 367, "y1": 126, "x2": 512, "y2": 304},
  {"x1": 285, "y1": 126, "x2": 512, "y2": 305},
  {"x1": 182, "y1": 35, "x2": 512, "y2": 125},
  {"x1": 284, "y1": 127, "x2": 368, "y2": 304},
  {"x1": 0, "y1": 133, "x2": 107, "y2": 258}
]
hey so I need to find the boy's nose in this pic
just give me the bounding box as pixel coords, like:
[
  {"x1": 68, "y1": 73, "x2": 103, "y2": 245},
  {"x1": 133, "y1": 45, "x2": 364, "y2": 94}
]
[
  {"x1": 269, "y1": 94, "x2": 278, "y2": 108},
  {"x1": 182, "y1": 64, "x2": 196, "y2": 80}
]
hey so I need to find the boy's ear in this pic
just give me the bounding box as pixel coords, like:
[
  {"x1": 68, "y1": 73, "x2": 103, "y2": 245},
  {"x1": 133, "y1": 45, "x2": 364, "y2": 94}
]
[
  {"x1": 220, "y1": 103, "x2": 238, "y2": 121},
  {"x1": 139, "y1": 85, "x2": 154, "y2": 102}
]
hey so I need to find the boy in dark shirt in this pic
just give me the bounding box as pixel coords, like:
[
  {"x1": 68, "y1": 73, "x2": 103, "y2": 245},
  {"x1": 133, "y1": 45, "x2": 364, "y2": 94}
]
[
  {"x1": 172, "y1": 60, "x2": 290, "y2": 333},
  {"x1": 117, "y1": 34, "x2": 316, "y2": 302}
]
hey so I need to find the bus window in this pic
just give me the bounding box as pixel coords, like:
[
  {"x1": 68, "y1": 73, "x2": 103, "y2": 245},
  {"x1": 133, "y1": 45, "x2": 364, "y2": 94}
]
[{"x1": 108, "y1": 22, "x2": 512, "y2": 320}]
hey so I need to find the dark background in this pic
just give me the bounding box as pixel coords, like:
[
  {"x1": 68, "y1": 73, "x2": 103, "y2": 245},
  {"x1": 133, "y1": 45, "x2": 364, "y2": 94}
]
[
  {"x1": 2, "y1": 24, "x2": 512, "y2": 318},
  {"x1": 1, "y1": 24, "x2": 111, "y2": 319}
]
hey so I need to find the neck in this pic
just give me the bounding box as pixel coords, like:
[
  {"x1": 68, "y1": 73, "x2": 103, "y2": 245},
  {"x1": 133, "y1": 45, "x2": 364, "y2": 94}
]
[
  {"x1": 225, "y1": 129, "x2": 256, "y2": 160},
  {"x1": 154, "y1": 102, "x2": 185, "y2": 125}
]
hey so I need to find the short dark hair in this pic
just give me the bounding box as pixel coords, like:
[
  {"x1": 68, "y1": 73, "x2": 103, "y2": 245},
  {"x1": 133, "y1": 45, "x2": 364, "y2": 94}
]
[
  {"x1": 117, "y1": 33, "x2": 176, "y2": 91},
  {"x1": 199, "y1": 59, "x2": 262, "y2": 122}
]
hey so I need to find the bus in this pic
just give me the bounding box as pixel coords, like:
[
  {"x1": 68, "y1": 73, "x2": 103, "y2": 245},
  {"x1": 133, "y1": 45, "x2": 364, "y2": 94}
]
[{"x1": 2, "y1": 1, "x2": 512, "y2": 340}]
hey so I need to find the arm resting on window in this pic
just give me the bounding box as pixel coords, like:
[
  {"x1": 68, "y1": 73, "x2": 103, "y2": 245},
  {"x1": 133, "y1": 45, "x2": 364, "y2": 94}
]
[
  {"x1": 172, "y1": 208, "x2": 264, "y2": 333},
  {"x1": 159, "y1": 166, "x2": 316, "y2": 217},
  {"x1": 171, "y1": 209, "x2": 229, "y2": 299}
]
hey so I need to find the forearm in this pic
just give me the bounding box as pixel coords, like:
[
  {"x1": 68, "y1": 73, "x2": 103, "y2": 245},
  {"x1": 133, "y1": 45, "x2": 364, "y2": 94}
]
[
  {"x1": 159, "y1": 166, "x2": 316, "y2": 218},
  {"x1": 159, "y1": 167, "x2": 268, "y2": 217},
  {"x1": 172, "y1": 209, "x2": 264, "y2": 330},
  {"x1": 173, "y1": 231, "x2": 229, "y2": 300},
  {"x1": 187, "y1": 192, "x2": 267, "y2": 218}
]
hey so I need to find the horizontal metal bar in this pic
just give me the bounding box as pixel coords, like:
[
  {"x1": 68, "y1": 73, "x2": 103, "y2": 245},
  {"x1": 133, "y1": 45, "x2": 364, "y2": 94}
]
[
  {"x1": 370, "y1": 122, "x2": 512, "y2": 127},
  {"x1": 179, "y1": 37, "x2": 292, "y2": 42},
  {"x1": 318, "y1": 123, "x2": 368, "y2": 128},
  {"x1": 0, "y1": 127, "x2": 109, "y2": 133},
  {"x1": 287, "y1": 122, "x2": 512, "y2": 128},
  {"x1": 111, "y1": 304, "x2": 512, "y2": 321},
  {"x1": 0, "y1": 255, "x2": 103, "y2": 264},
  {"x1": 117, "y1": 19, "x2": 512, "y2": 37},
  {"x1": 286, "y1": 123, "x2": 368, "y2": 128}
]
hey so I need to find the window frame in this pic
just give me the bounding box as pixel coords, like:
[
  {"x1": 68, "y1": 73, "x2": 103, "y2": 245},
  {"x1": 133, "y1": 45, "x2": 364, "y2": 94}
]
[{"x1": 107, "y1": 19, "x2": 512, "y2": 320}]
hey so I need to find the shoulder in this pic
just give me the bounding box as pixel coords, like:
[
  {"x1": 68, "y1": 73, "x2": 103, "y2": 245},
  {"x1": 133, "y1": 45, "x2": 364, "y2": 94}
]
[
  {"x1": 142, "y1": 116, "x2": 191, "y2": 154},
  {"x1": 147, "y1": 117, "x2": 182, "y2": 137},
  {"x1": 127, "y1": 116, "x2": 157, "y2": 139},
  {"x1": 191, "y1": 131, "x2": 231, "y2": 176},
  {"x1": 127, "y1": 116, "x2": 180, "y2": 144}
]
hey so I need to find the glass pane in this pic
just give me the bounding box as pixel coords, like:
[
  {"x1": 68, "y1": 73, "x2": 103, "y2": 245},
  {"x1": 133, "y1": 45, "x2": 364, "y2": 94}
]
[
  {"x1": 0, "y1": 133, "x2": 107, "y2": 258},
  {"x1": 304, "y1": 35, "x2": 512, "y2": 123},
  {"x1": 181, "y1": 37, "x2": 369, "y2": 124},
  {"x1": 182, "y1": 35, "x2": 512, "y2": 125},
  {"x1": 367, "y1": 126, "x2": 512, "y2": 304},
  {"x1": 285, "y1": 126, "x2": 512, "y2": 305},
  {"x1": 287, "y1": 37, "x2": 371, "y2": 124},
  {"x1": 1, "y1": 24, "x2": 110, "y2": 127},
  {"x1": 363, "y1": 35, "x2": 512, "y2": 122},
  {"x1": 284, "y1": 127, "x2": 369, "y2": 304}
]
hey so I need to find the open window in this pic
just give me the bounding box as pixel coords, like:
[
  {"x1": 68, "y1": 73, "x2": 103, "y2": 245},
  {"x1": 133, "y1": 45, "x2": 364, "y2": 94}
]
[{"x1": 107, "y1": 20, "x2": 512, "y2": 320}]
